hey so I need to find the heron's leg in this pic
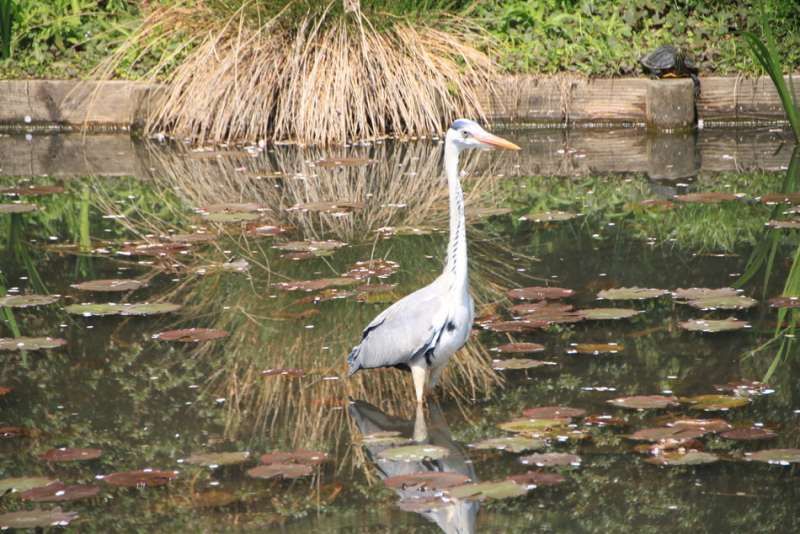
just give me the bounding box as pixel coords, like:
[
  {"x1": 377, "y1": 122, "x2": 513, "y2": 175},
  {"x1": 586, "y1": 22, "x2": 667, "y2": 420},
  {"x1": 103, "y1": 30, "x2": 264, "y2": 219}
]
[
  {"x1": 429, "y1": 365, "x2": 445, "y2": 389},
  {"x1": 411, "y1": 365, "x2": 427, "y2": 404},
  {"x1": 412, "y1": 403, "x2": 428, "y2": 442}
]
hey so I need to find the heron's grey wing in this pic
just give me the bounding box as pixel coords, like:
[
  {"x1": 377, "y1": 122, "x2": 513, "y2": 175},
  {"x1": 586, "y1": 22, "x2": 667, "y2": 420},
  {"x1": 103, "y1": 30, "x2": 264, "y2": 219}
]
[{"x1": 348, "y1": 278, "x2": 448, "y2": 374}]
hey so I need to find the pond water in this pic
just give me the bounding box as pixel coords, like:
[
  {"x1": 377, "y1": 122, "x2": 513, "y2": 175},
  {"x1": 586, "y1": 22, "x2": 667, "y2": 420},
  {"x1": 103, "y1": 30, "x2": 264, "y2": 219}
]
[{"x1": 0, "y1": 127, "x2": 798, "y2": 532}]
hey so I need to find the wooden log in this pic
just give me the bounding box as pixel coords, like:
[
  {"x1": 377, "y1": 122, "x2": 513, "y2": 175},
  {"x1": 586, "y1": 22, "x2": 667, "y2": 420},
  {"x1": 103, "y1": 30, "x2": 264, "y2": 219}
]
[
  {"x1": 697, "y1": 75, "x2": 798, "y2": 122},
  {"x1": 645, "y1": 79, "x2": 695, "y2": 131}
]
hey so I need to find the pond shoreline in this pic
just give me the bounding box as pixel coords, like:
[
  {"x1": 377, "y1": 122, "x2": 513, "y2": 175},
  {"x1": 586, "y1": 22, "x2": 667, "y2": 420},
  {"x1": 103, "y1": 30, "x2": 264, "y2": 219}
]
[{"x1": 0, "y1": 75, "x2": 796, "y2": 136}]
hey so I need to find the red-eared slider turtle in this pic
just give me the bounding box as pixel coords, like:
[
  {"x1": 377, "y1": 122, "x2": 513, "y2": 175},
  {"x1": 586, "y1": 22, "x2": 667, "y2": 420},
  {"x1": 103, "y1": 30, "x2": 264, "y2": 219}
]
[{"x1": 641, "y1": 45, "x2": 700, "y2": 95}]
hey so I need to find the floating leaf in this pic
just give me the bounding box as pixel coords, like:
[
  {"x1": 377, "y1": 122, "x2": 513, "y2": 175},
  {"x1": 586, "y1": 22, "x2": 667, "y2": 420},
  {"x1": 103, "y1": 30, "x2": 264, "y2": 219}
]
[
  {"x1": 343, "y1": 259, "x2": 399, "y2": 280},
  {"x1": 746, "y1": 449, "x2": 800, "y2": 464},
  {"x1": 507, "y1": 286, "x2": 574, "y2": 301},
  {"x1": 492, "y1": 342, "x2": 545, "y2": 354},
  {"x1": 119, "y1": 242, "x2": 190, "y2": 257},
  {"x1": 0, "y1": 508, "x2": 77, "y2": 528},
  {"x1": 0, "y1": 294, "x2": 59, "y2": 308},
  {"x1": 0, "y1": 426, "x2": 31, "y2": 438},
  {"x1": 185, "y1": 451, "x2": 250, "y2": 467},
  {"x1": 627, "y1": 427, "x2": 705, "y2": 442},
  {"x1": 259, "y1": 450, "x2": 328, "y2": 466},
  {"x1": 0, "y1": 185, "x2": 64, "y2": 196},
  {"x1": 674, "y1": 192, "x2": 738, "y2": 203},
  {"x1": 720, "y1": 428, "x2": 777, "y2": 441},
  {"x1": 273, "y1": 277, "x2": 358, "y2": 292},
  {"x1": 521, "y1": 406, "x2": 586, "y2": 419},
  {"x1": 509, "y1": 302, "x2": 574, "y2": 317},
  {"x1": 102, "y1": 470, "x2": 178, "y2": 487},
  {"x1": 273, "y1": 240, "x2": 346, "y2": 254},
  {"x1": 154, "y1": 328, "x2": 228, "y2": 342},
  {"x1": 768, "y1": 296, "x2": 800, "y2": 308},
  {"x1": 645, "y1": 451, "x2": 719, "y2": 466},
  {"x1": 491, "y1": 358, "x2": 557, "y2": 370},
  {"x1": 669, "y1": 418, "x2": 732, "y2": 433},
  {"x1": 685, "y1": 295, "x2": 758, "y2": 310},
  {"x1": 71, "y1": 279, "x2": 146, "y2": 292},
  {"x1": 768, "y1": 219, "x2": 800, "y2": 229},
  {"x1": 245, "y1": 225, "x2": 287, "y2": 238},
  {"x1": 470, "y1": 436, "x2": 546, "y2": 453},
  {"x1": 39, "y1": 448, "x2": 102, "y2": 462},
  {"x1": 583, "y1": 415, "x2": 626, "y2": 427},
  {"x1": 20, "y1": 482, "x2": 100, "y2": 502},
  {"x1": 481, "y1": 319, "x2": 548, "y2": 333},
  {"x1": 0, "y1": 477, "x2": 57, "y2": 493},
  {"x1": 597, "y1": 287, "x2": 668, "y2": 301},
  {"x1": 579, "y1": 308, "x2": 640, "y2": 320},
  {"x1": 0, "y1": 203, "x2": 37, "y2": 214},
  {"x1": 0, "y1": 337, "x2": 66, "y2": 351},
  {"x1": 65, "y1": 302, "x2": 181, "y2": 317},
  {"x1": 519, "y1": 452, "x2": 581, "y2": 467},
  {"x1": 166, "y1": 232, "x2": 217, "y2": 243},
  {"x1": 315, "y1": 157, "x2": 375, "y2": 168},
  {"x1": 760, "y1": 193, "x2": 800, "y2": 204},
  {"x1": 498, "y1": 418, "x2": 569, "y2": 434},
  {"x1": 204, "y1": 211, "x2": 260, "y2": 223},
  {"x1": 679, "y1": 319, "x2": 750, "y2": 333},
  {"x1": 713, "y1": 380, "x2": 771, "y2": 397},
  {"x1": 384, "y1": 472, "x2": 470, "y2": 491},
  {"x1": 247, "y1": 464, "x2": 312, "y2": 479},
  {"x1": 523, "y1": 211, "x2": 577, "y2": 222},
  {"x1": 518, "y1": 305, "x2": 585, "y2": 325},
  {"x1": 608, "y1": 395, "x2": 679, "y2": 410},
  {"x1": 673, "y1": 287, "x2": 739, "y2": 300},
  {"x1": 447, "y1": 480, "x2": 529, "y2": 500},
  {"x1": 469, "y1": 207, "x2": 512, "y2": 218},
  {"x1": 682, "y1": 394, "x2": 750, "y2": 411},
  {"x1": 507, "y1": 471, "x2": 566, "y2": 487},
  {"x1": 568, "y1": 343, "x2": 623, "y2": 355},
  {"x1": 377, "y1": 445, "x2": 449, "y2": 462}
]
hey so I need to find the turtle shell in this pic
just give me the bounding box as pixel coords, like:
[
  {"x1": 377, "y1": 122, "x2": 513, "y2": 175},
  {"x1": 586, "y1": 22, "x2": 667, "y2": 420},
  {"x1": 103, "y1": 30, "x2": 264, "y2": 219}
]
[{"x1": 641, "y1": 45, "x2": 698, "y2": 77}]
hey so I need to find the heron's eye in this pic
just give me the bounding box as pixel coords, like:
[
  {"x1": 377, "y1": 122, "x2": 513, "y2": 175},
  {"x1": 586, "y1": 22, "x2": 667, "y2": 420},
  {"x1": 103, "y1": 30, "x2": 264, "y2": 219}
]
[{"x1": 462, "y1": 130, "x2": 470, "y2": 139}]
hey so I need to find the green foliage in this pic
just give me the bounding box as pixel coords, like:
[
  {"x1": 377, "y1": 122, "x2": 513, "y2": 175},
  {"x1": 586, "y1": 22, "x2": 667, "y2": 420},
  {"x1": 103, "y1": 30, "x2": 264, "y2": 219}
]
[
  {"x1": 477, "y1": 0, "x2": 800, "y2": 76},
  {"x1": 0, "y1": 0, "x2": 13, "y2": 60}
]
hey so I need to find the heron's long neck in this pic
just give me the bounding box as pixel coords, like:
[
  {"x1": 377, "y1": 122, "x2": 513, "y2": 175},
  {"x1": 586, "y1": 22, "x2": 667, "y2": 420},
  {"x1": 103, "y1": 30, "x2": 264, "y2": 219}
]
[{"x1": 444, "y1": 139, "x2": 468, "y2": 292}]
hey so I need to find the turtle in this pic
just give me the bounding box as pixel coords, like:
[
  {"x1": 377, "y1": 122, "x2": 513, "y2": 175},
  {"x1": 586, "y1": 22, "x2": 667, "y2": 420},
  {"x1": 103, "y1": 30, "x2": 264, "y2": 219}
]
[{"x1": 641, "y1": 45, "x2": 700, "y2": 96}]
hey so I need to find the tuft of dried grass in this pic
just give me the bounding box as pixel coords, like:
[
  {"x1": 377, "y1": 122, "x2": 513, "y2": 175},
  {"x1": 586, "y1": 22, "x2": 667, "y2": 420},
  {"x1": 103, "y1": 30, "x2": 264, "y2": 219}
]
[{"x1": 95, "y1": 1, "x2": 495, "y2": 145}]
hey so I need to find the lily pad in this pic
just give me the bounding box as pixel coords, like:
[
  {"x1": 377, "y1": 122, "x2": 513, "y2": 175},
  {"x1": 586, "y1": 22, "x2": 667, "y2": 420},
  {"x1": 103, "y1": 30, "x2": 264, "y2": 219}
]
[
  {"x1": 39, "y1": 448, "x2": 102, "y2": 462},
  {"x1": 71, "y1": 279, "x2": 146, "y2": 292},
  {"x1": 768, "y1": 219, "x2": 800, "y2": 229},
  {"x1": 674, "y1": 192, "x2": 738, "y2": 203},
  {"x1": 518, "y1": 306, "x2": 585, "y2": 325},
  {"x1": 343, "y1": 259, "x2": 399, "y2": 280},
  {"x1": 0, "y1": 337, "x2": 66, "y2": 351},
  {"x1": 507, "y1": 286, "x2": 574, "y2": 301},
  {"x1": 448, "y1": 479, "x2": 529, "y2": 500},
  {"x1": 682, "y1": 394, "x2": 750, "y2": 411},
  {"x1": 568, "y1": 343, "x2": 623, "y2": 354},
  {"x1": 760, "y1": 193, "x2": 800, "y2": 204},
  {"x1": 0, "y1": 477, "x2": 57, "y2": 493},
  {"x1": 0, "y1": 508, "x2": 77, "y2": 528},
  {"x1": 383, "y1": 472, "x2": 470, "y2": 491},
  {"x1": 245, "y1": 225, "x2": 287, "y2": 238},
  {"x1": 506, "y1": 471, "x2": 566, "y2": 487},
  {"x1": 510, "y1": 302, "x2": 574, "y2": 317},
  {"x1": 523, "y1": 211, "x2": 578, "y2": 222},
  {"x1": 0, "y1": 203, "x2": 37, "y2": 214},
  {"x1": 720, "y1": 428, "x2": 777, "y2": 441},
  {"x1": 101, "y1": 469, "x2": 178, "y2": 487},
  {"x1": 65, "y1": 302, "x2": 181, "y2": 317},
  {"x1": 746, "y1": 448, "x2": 800, "y2": 464},
  {"x1": 608, "y1": 395, "x2": 679, "y2": 410},
  {"x1": 669, "y1": 418, "x2": 732, "y2": 433},
  {"x1": 273, "y1": 277, "x2": 358, "y2": 292},
  {"x1": 470, "y1": 436, "x2": 546, "y2": 453},
  {"x1": 679, "y1": 319, "x2": 750, "y2": 333},
  {"x1": 491, "y1": 358, "x2": 557, "y2": 370},
  {"x1": 519, "y1": 452, "x2": 581, "y2": 467},
  {"x1": 645, "y1": 451, "x2": 719, "y2": 466},
  {"x1": 579, "y1": 308, "x2": 640, "y2": 320},
  {"x1": 247, "y1": 464, "x2": 312, "y2": 480},
  {"x1": 259, "y1": 450, "x2": 328, "y2": 465},
  {"x1": 20, "y1": 482, "x2": 100, "y2": 502},
  {"x1": 492, "y1": 342, "x2": 545, "y2": 354},
  {"x1": 583, "y1": 415, "x2": 626, "y2": 427},
  {"x1": 768, "y1": 296, "x2": 800, "y2": 308},
  {"x1": 627, "y1": 427, "x2": 705, "y2": 442},
  {"x1": 673, "y1": 287, "x2": 739, "y2": 300},
  {"x1": 498, "y1": 418, "x2": 569, "y2": 434},
  {"x1": 377, "y1": 445, "x2": 450, "y2": 462},
  {"x1": 481, "y1": 319, "x2": 549, "y2": 333},
  {"x1": 596, "y1": 287, "x2": 669, "y2": 301},
  {"x1": 185, "y1": 451, "x2": 250, "y2": 467},
  {"x1": 204, "y1": 211, "x2": 260, "y2": 223},
  {"x1": 521, "y1": 406, "x2": 586, "y2": 419},
  {"x1": 273, "y1": 240, "x2": 346, "y2": 255},
  {"x1": 685, "y1": 295, "x2": 758, "y2": 310},
  {"x1": 0, "y1": 294, "x2": 59, "y2": 308},
  {"x1": 154, "y1": 328, "x2": 228, "y2": 342}
]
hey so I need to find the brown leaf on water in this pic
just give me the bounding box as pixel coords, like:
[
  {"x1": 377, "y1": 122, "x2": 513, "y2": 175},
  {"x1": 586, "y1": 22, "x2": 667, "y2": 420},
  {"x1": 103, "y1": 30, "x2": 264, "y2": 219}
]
[
  {"x1": 626, "y1": 427, "x2": 705, "y2": 442},
  {"x1": 102, "y1": 470, "x2": 178, "y2": 487},
  {"x1": 492, "y1": 342, "x2": 545, "y2": 354},
  {"x1": 509, "y1": 302, "x2": 573, "y2": 317},
  {"x1": 720, "y1": 427, "x2": 777, "y2": 441},
  {"x1": 259, "y1": 450, "x2": 328, "y2": 465},
  {"x1": 247, "y1": 464, "x2": 312, "y2": 479},
  {"x1": 384, "y1": 472, "x2": 470, "y2": 491},
  {"x1": 668, "y1": 418, "x2": 732, "y2": 434},
  {"x1": 20, "y1": 482, "x2": 100, "y2": 502},
  {"x1": 343, "y1": 259, "x2": 399, "y2": 280},
  {"x1": 153, "y1": 328, "x2": 228, "y2": 342},
  {"x1": 39, "y1": 448, "x2": 103, "y2": 462},
  {"x1": 506, "y1": 471, "x2": 565, "y2": 487},
  {"x1": 760, "y1": 192, "x2": 800, "y2": 204},
  {"x1": 0, "y1": 426, "x2": 32, "y2": 438},
  {"x1": 608, "y1": 395, "x2": 679, "y2": 410},
  {"x1": 507, "y1": 286, "x2": 574, "y2": 301}
]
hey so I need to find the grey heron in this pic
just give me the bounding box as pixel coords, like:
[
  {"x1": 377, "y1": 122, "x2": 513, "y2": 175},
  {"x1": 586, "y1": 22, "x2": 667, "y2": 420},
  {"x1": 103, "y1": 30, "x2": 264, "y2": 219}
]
[{"x1": 347, "y1": 119, "x2": 520, "y2": 403}]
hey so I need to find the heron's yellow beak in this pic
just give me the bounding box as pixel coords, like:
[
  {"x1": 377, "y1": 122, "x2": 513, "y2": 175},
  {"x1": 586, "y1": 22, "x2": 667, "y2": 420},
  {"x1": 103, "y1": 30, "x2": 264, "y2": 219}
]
[{"x1": 474, "y1": 131, "x2": 521, "y2": 151}]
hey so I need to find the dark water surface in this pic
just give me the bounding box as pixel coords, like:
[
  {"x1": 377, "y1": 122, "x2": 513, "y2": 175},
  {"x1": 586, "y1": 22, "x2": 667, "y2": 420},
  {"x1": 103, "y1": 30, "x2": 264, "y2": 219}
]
[{"x1": 0, "y1": 128, "x2": 798, "y2": 532}]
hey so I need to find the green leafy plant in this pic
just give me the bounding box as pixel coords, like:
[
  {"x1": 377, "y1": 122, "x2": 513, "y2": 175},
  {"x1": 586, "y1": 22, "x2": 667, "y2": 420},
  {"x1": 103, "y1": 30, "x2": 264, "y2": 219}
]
[{"x1": 0, "y1": 0, "x2": 13, "y2": 59}]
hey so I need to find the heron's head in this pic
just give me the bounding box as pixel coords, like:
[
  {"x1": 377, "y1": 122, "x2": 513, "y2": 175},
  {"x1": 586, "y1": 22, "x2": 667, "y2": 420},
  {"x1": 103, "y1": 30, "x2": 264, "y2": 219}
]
[{"x1": 446, "y1": 119, "x2": 520, "y2": 152}]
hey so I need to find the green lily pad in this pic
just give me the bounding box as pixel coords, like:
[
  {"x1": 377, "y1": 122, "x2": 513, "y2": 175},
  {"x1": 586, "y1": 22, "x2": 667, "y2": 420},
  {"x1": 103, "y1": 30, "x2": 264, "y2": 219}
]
[
  {"x1": 596, "y1": 287, "x2": 669, "y2": 301},
  {"x1": 20, "y1": 482, "x2": 100, "y2": 502},
  {"x1": 0, "y1": 477, "x2": 57, "y2": 493},
  {"x1": 507, "y1": 286, "x2": 574, "y2": 301},
  {"x1": 470, "y1": 436, "x2": 546, "y2": 453},
  {"x1": 247, "y1": 464, "x2": 312, "y2": 479},
  {"x1": 0, "y1": 337, "x2": 66, "y2": 351},
  {"x1": 0, "y1": 294, "x2": 59, "y2": 308},
  {"x1": 71, "y1": 279, "x2": 146, "y2": 292},
  {"x1": 519, "y1": 452, "x2": 581, "y2": 467},
  {"x1": 720, "y1": 428, "x2": 777, "y2": 441},
  {"x1": 746, "y1": 448, "x2": 800, "y2": 464},
  {"x1": 579, "y1": 308, "x2": 640, "y2": 320},
  {"x1": 39, "y1": 448, "x2": 103, "y2": 462},
  {"x1": 0, "y1": 508, "x2": 78, "y2": 528},
  {"x1": 498, "y1": 418, "x2": 569, "y2": 434},
  {"x1": 522, "y1": 406, "x2": 586, "y2": 419},
  {"x1": 679, "y1": 319, "x2": 750, "y2": 333},
  {"x1": 0, "y1": 203, "x2": 37, "y2": 214},
  {"x1": 491, "y1": 358, "x2": 557, "y2": 370},
  {"x1": 608, "y1": 395, "x2": 679, "y2": 410},
  {"x1": 384, "y1": 472, "x2": 470, "y2": 491},
  {"x1": 377, "y1": 445, "x2": 450, "y2": 462},
  {"x1": 448, "y1": 479, "x2": 529, "y2": 500},
  {"x1": 185, "y1": 451, "x2": 251, "y2": 467},
  {"x1": 645, "y1": 451, "x2": 719, "y2": 466},
  {"x1": 682, "y1": 394, "x2": 749, "y2": 411},
  {"x1": 204, "y1": 212, "x2": 261, "y2": 223},
  {"x1": 523, "y1": 211, "x2": 577, "y2": 223},
  {"x1": 627, "y1": 427, "x2": 705, "y2": 442},
  {"x1": 259, "y1": 450, "x2": 328, "y2": 465},
  {"x1": 685, "y1": 295, "x2": 758, "y2": 310},
  {"x1": 568, "y1": 343, "x2": 623, "y2": 354},
  {"x1": 65, "y1": 302, "x2": 182, "y2": 317},
  {"x1": 673, "y1": 287, "x2": 739, "y2": 300},
  {"x1": 492, "y1": 342, "x2": 545, "y2": 354}
]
